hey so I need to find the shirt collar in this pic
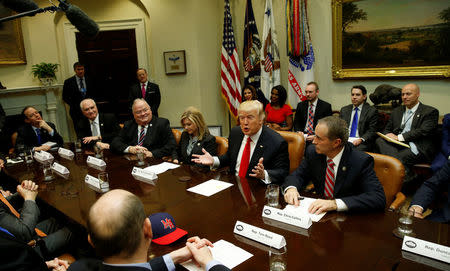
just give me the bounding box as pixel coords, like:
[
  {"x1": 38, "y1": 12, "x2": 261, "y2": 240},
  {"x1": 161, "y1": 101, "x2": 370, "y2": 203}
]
[
  {"x1": 327, "y1": 145, "x2": 345, "y2": 169},
  {"x1": 244, "y1": 126, "x2": 263, "y2": 143},
  {"x1": 353, "y1": 103, "x2": 364, "y2": 111},
  {"x1": 141, "y1": 81, "x2": 148, "y2": 86},
  {"x1": 89, "y1": 114, "x2": 99, "y2": 125},
  {"x1": 309, "y1": 99, "x2": 318, "y2": 107},
  {"x1": 406, "y1": 102, "x2": 420, "y2": 114}
]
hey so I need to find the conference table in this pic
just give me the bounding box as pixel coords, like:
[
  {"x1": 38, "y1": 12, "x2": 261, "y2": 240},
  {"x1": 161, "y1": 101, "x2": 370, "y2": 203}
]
[{"x1": 4, "y1": 147, "x2": 450, "y2": 271}]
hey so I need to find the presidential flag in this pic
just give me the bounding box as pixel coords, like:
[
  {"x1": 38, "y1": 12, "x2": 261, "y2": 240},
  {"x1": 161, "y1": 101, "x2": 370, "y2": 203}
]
[
  {"x1": 260, "y1": 0, "x2": 280, "y2": 100},
  {"x1": 221, "y1": 0, "x2": 241, "y2": 117}
]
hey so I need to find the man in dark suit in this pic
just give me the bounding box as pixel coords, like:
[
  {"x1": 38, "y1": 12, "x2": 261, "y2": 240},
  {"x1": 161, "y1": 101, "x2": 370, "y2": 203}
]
[
  {"x1": 410, "y1": 161, "x2": 450, "y2": 223},
  {"x1": 77, "y1": 99, "x2": 121, "y2": 150},
  {"x1": 16, "y1": 106, "x2": 63, "y2": 151},
  {"x1": 63, "y1": 62, "x2": 94, "y2": 135},
  {"x1": 293, "y1": 82, "x2": 332, "y2": 144},
  {"x1": 68, "y1": 189, "x2": 230, "y2": 271},
  {"x1": 375, "y1": 83, "x2": 439, "y2": 178},
  {"x1": 129, "y1": 68, "x2": 161, "y2": 117},
  {"x1": 192, "y1": 100, "x2": 289, "y2": 184},
  {"x1": 111, "y1": 99, "x2": 175, "y2": 159},
  {"x1": 339, "y1": 85, "x2": 378, "y2": 151},
  {"x1": 283, "y1": 116, "x2": 385, "y2": 214}
]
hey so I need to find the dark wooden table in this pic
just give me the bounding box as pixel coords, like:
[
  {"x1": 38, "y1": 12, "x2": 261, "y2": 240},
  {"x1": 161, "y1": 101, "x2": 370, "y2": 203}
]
[{"x1": 5, "y1": 149, "x2": 450, "y2": 271}]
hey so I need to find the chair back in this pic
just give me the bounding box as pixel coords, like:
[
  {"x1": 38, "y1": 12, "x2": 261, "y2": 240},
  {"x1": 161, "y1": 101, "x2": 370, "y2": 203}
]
[
  {"x1": 276, "y1": 131, "x2": 305, "y2": 173},
  {"x1": 172, "y1": 129, "x2": 182, "y2": 145},
  {"x1": 9, "y1": 132, "x2": 18, "y2": 154},
  {"x1": 215, "y1": 136, "x2": 228, "y2": 156},
  {"x1": 366, "y1": 152, "x2": 405, "y2": 207}
]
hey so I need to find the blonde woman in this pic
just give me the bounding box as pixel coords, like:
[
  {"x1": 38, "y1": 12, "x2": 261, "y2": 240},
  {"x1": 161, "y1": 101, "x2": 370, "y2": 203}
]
[{"x1": 172, "y1": 107, "x2": 217, "y2": 165}]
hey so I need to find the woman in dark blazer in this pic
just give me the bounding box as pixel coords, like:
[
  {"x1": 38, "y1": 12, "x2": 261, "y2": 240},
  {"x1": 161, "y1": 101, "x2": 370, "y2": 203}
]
[{"x1": 172, "y1": 107, "x2": 217, "y2": 165}]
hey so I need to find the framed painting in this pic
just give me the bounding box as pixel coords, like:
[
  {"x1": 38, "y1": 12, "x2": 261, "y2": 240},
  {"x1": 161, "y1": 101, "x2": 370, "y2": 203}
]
[
  {"x1": 332, "y1": 0, "x2": 450, "y2": 79},
  {"x1": 0, "y1": 5, "x2": 27, "y2": 65},
  {"x1": 164, "y1": 50, "x2": 186, "y2": 75}
]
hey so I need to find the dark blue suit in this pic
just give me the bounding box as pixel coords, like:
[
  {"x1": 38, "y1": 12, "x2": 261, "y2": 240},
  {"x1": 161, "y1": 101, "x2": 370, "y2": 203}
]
[
  {"x1": 431, "y1": 114, "x2": 450, "y2": 172},
  {"x1": 283, "y1": 143, "x2": 386, "y2": 212},
  {"x1": 411, "y1": 161, "x2": 450, "y2": 223}
]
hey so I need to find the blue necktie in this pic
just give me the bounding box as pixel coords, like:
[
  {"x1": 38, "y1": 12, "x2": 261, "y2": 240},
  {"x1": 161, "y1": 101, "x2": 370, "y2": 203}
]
[
  {"x1": 35, "y1": 128, "x2": 42, "y2": 145},
  {"x1": 79, "y1": 78, "x2": 86, "y2": 98},
  {"x1": 350, "y1": 107, "x2": 359, "y2": 137}
]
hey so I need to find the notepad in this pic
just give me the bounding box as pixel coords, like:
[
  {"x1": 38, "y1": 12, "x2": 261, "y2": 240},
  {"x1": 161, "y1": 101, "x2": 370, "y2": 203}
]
[
  {"x1": 187, "y1": 179, "x2": 233, "y2": 197},
  {"x1": 284, "y1": 196, "x2": 326, "y2": 222}
]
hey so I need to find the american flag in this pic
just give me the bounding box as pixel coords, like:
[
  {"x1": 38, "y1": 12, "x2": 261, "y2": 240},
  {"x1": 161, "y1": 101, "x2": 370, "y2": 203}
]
[
  {"x1": 264, "y1": 53, "x2": 273, "y2": 72},
  {"x1": 221, "y1": 0, "x2": 241, "y2": 117}
]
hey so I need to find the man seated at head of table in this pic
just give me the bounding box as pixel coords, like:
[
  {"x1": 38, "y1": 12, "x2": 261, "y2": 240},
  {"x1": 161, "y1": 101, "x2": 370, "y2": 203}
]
[
  {"x1": 283, "y1": 116, "x2": 386, "y2": 214},
  {"x1": 16, "y1": 106, "x2": 64, "y2": 152},
  {"x1": 68, "y1": 189, "x2": 230, "y2": 271},
  {"x1": 339, "y1": 85, "x2": 378, "y2": 152},
  {"x1": 77, "y1": 98, "x2": 121, "y2": 150},
  {"x1": 375, "y1": 83, "x2": 439, "y2": 182},
  {"x1": 111, "y1": 99, "x2": 176, "y2": 159},
  {"x1": 409, "y1": 161, "x2": 450, "y2": 223},
  {"x1": 0, "y1": 180, "x2": 74, "y2": 261},
  {"x1": 192, "y1": 100, "x2": 289, "y2": 184}
]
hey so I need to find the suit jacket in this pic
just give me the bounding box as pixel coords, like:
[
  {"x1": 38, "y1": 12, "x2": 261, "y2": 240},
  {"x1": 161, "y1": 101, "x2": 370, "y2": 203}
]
[
  {"x1": 62, "y1": 75, "x2": 94, "y2": 122},
  {"x1": 16, "y1": 122, "x2": 63, "y2": 150},
  {"x1": 76, "y1": 113, "x2": 121, "y2": 145},
  {"x1": 129, "y1": 82, "x2": 161, "y2": 117},
  {"x1": 219, "y1": 126, "x2": 289, "y2": 184},
  {"x1": 293, "y1": 99, "x2": 332, "y2": 132},
  {"x1": 383, "y1": 103, "x2": 439, "y2": 161},
  {"x1": 111, "y1": 117, "x2": 175, "y2": 159},
  {"x1": 283, "y1": 143, "x2": 386, "y2": 212},
  {"x1": 68, "y1": 257, "x2": 230, "y2": 271},
  {"x1": 0, "y1": 227, "x2": 48, "y2": 271},
  {"x1": 339, "y1": 102, "x2": 378, "y2": 143},
  {"x1": 411, "y1": 161, "x2": 450, "y2": 223},
  {"x1": 172, "y1": 131, "x2": 217, "y2": 165},
  {"x1": 0, "y1": 193, "x2": 40, "y2": 242}
]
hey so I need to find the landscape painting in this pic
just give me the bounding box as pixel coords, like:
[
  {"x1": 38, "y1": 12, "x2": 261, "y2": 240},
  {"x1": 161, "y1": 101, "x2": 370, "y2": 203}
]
[
  {"x1": 332, "y1": 0, "x2": 450, "y2": 79},
  {"x1": 0, "y1": 4, "x2": 27, "y2": 65}
]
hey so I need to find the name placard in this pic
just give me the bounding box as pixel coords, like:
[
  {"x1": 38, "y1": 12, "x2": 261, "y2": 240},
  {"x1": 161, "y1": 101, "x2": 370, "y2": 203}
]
[
  {"x1": 84, "y1": 174, "x2": 109, "y2": 192},
  {"x1": 233, "y1": 220, "x2": 286, "y2": 249},
  {"x1": 51, "y1": 162, "x2": 69, "y2": 176},
  {"x1": 34, "y1": 151, "x2": 54, "y2": 164},
  {"x1": 86, "y1": 156, "x2": 106, "y2": 169},
  {"x1": 58, "y1": 148, "x2": 74, "y2": 159},
  {"x1": 132, "y1": 167, "x2": 157, "y2": 184},
  {"x1": 402, "y1": 236, "x2": 450, "y2": 264},
  {"x1": 262, "y1": 206, "x2": 312, "y2": 229}
]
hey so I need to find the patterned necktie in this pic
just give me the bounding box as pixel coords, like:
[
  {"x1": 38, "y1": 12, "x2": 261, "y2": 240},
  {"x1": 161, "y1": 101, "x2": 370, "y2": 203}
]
[
  {"x1": 138, "y1": 126, "x2": 146, "y2": 146},
  {"x1": 35, "y1": 128, "x2": 41, "y2": 145},
  {"x1": 141, "y1": 83, "x2": 146, "y2": 98},
  {"x1": 324, "y1": 159, "x2": 335, "y2": 199},
  {"x1": 79, "y1": 78, "x2": 86, "y2": 98},
  {"x1": 349, "y1": 107, "x2": 359, "y2": 137},
  {"x1": 0, "y1": 193, "x2": 46, "y2": 237},
  {"x1": 306, "y1": 103, "x2": 315, "y2": 135},
  {"x1": 91, "y1": 121, "x2": 98, "y2": 137}
]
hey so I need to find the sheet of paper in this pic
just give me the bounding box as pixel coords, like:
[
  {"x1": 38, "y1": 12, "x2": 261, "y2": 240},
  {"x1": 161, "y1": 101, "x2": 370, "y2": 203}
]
[
  {"x1": 43, "y1": 141, "x2": 57, "y2": 147},
  {"x1": 284, "y1": 196, "x2": 326, "y2": 222},
  {"x1": 144, "y1": 162, "x2": 180, "y2": 174},
  {"x1": 187, "y1": 179, "x2": 233, "y2": 197},
  {"x1": 181, "y1": 239, "x2": 253, "y2": 271}
]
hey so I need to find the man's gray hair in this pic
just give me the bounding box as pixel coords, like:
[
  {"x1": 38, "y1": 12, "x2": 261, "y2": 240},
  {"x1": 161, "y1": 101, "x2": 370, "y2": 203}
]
[{"x1": 80, "y1": 98, "x2": 96, "y2": 109}]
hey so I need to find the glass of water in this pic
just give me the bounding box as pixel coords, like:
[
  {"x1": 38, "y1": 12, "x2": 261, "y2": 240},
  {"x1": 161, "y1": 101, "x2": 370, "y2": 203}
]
[
  {"x1": 75, "y1": 140, "x2": 82, "y2": 153},
  {"x1": 136, "y1": 150, "x2": 145, "y2": 166},
  {"x1": 24, "y1": 150, "x2": 33, "y2": 164},
  {"x1": 94, "y1": 144, "x2": 103, "y2": 159},
  {"x1": 266, "y1": 184, "x2": 280, "y2": 207},
  {"x1": 269, "y1": 246, "x2": 287, "y2": 271},
  {"x1": 43, "y1": 162, "x2": 54, "y2": 181},
  {"x1": 393, "y1": 205, "x2": 416, "y2": 238}
]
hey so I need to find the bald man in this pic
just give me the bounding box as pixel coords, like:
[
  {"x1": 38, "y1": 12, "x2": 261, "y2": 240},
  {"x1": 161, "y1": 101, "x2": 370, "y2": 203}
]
[
  {"x1": 376, "y1": 83, "x2": 439, "y2": 180},
  {"x1": 68, "y1": 189, "x2": 229, "y2": 271}
]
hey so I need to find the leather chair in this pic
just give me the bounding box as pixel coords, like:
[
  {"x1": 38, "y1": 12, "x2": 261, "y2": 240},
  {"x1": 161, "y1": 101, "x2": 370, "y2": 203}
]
[
  {"x1": 8, "y1": 132, "x2": 18, "y2": 155},
  {"x1": 366, "y1": 152, "x2": 406, "y2": 210},
  {"x1": 172, "y1": 129, "x2": 182, "y2": 145},
  {"x1": 275, "y1": 131, "x2": 305, "y2": 173},
  {"x1": 215, "y1": 136, "x2": 228, "y2": 156}
]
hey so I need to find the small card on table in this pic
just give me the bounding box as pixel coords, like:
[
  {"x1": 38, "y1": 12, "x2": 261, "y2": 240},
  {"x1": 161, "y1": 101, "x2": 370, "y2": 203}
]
[
  {"x1": 132, "y1": 167, "x2": 157, "y2": 184},
  {"x1": 58, "y1": 147, "x2": 74, "y2": 160},
  {"x1": 51, "y1": 162, "x2": 69, "y2": 176},
  {"x1": 233, "y1": 220, "x2": 286, "y2": 249},
  {"x1": 262, "y1": 205, "x2": 312, "y2": 229},
  {"x1": 402, "y1": 235, "x2": 450, "y2": 264}
]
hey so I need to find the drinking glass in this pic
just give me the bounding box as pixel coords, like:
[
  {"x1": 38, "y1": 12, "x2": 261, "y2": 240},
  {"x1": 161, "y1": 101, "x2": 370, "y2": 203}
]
[
  {"x1": 43, "y1": 162, "x2": 54, "y2": 181},
  {"x1": 75, "y1": 140, "x2": 82, "y2": 153},
  {"x1": 266, "y1": 184, "x2": 280, "y2": 207},
  {"x1": 136, "y1": 150, "x2": 145, "y2": 166},
  {"x1": 393, "y1": 205, "x2": 416, "y2": 238},
  {"x1": 269, "y1": 246, "x2": 287, "y2": 271},
  {"x1": 24, "y1": 150, "x2": 33, "y2": 164}
]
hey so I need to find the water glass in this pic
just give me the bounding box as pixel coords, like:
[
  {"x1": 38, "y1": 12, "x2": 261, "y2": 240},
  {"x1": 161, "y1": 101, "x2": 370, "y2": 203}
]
[
  {"x1": 393, "y1": 206, "x2": 415, "y2": 238},
  {"x1": 269, "y1": 246, "x2": 287, "y2": 271},
  {"x1": 266, "y1": 184, "x2": 280, "y2": 207},
  {"x1": 43, "y1": 163, "x2": 54, "y2": 181},
  {"x1": 94, "y1": 145, "x2": 103, "y2": 159},
  {"x1": 24, "y1": 150, "x2": 33, "y2": 164},
  {"x1": 136, "y1": 151, "x2": 145, "y2": 166},
  {"x1": 75, "y1": 140, "x2": 82, "y2": 153}
]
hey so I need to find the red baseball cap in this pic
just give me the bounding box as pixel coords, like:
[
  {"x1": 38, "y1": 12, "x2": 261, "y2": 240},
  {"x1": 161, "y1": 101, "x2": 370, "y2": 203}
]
[{"x1": 149, "y1": 212, "x2": 188, "y2": 245}]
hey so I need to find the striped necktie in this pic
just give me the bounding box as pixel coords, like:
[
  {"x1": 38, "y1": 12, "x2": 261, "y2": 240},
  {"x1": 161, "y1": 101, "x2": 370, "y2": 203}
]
[
  {"x1": 138, "y1": 126, "x2": 146, "y2": 146},
  {"x1": 306, "y1": 103, "x2": 314, "y2": 135},
  {"x1": 324, "y1": 159, "x2": 335, "y2": 199}
]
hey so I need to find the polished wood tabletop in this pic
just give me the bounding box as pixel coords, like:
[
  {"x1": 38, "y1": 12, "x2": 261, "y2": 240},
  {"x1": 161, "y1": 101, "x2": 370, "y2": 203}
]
[{"x1": 5, "y1": 148, "x2": 450, "y2": 271}]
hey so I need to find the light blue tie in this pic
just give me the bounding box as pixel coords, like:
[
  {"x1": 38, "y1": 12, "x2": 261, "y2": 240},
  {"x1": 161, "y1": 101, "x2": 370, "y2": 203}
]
[
  {"x1": 402, "y1": 110, "x2": 419, "y2": 155},
  {"x1": 349, "y1": 107, "x2": 358, "y2": 137}
]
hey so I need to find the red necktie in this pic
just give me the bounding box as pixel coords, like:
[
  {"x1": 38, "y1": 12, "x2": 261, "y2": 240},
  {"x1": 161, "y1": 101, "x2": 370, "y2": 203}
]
[
  {"x1": 306, "y1": 103, "x2": 315, "y2": 135},
  {"x1": 238, "y1": 138, "x2": 253, "y2": 204},
  {"x1": 0, "y1": 193, "x2": 46, "y2": 237},
  {"x1": 141, "y1": 83, "x2": 146, "y2": 98},
  {"x1": 324, "y1": 159, "x2": 335, "y2": 199}
]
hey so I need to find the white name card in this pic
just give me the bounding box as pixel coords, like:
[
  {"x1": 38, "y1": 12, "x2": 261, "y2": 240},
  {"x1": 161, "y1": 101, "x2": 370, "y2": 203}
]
[
  {"x1": 233, "y1": 220, "x2": 286, "y2": 249},
  {"x1": 402, "y1": 236, "x2": 450, "y2": 264},
  {"x1": 58, "y1": 148, "x2": 74, "y2": 159},
  {"x1": 34, "y1": 151, "x2": 54, "y2": 163},
  {"x1": 131, "y1": 167, "x2": 157, "y2": 184},
  {"x1": 86, "y1": 156, "x2": 106, "y2": 167},
  {"x1": 51, "y1": 162, "x2": 69, "y2": 175},
  {"x1": 84, "y1": 174, "x2": 109, "y2": 191},
  {"x1": 262, "y1": 206, "x2": 312, "y2": 229}
]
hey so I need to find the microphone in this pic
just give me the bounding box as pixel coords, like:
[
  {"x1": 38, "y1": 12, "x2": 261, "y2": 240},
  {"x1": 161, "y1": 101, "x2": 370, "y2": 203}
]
[
  {"x1": 0, "y1": 0, "x2": 39, "y2": 13},
  {"x1": 58, "y1": 1, "x2": 99, "y2": 38}
]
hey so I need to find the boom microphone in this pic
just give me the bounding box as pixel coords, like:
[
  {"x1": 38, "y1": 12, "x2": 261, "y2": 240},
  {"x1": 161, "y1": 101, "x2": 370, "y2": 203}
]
[
  {"x1": 58, "y1": 1, "x2": 99, "y2": 38},
  {"x1": 0, "y1": 0, "x2": 39, "y2": 13}
]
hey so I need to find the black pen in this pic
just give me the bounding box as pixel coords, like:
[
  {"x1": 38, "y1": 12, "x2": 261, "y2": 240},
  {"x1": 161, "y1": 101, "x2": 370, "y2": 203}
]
[{"x1": 297, "y1": 196, "x2": 305, "y2": 200}]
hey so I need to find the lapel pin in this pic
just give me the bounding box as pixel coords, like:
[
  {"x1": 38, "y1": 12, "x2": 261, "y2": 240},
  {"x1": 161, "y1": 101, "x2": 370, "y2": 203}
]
[
  {"x1": 101, "y1": 123, "x2": 104, "y2": 126},
  {"x1": 260, "y1": 145, "x2": 263, "y2": 148},
  {"x1": 197, "y1": 143, "x2": 200, "y2": 146},
  {"x1": 342, "y1": 166, "x2": 347, "y2": 172},
  {"x1": 150, "y1": 124, "x2": 152, "y2": 127}
]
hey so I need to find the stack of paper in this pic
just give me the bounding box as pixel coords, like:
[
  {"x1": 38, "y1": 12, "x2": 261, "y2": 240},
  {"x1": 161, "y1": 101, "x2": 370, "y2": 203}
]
[
  {"x1": 284, "y1": 196, "x2": 326, "y2": 222},
  {"x1": 187, "y1": 180, "x2": 233, "y2": 197},
  {"x1": 144, "y1": 162, "x2": 180, "y2": 174}
]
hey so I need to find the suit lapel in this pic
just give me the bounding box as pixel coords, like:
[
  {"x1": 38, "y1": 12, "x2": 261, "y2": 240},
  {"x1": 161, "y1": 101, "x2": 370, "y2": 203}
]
[
  {"x1": 411, "y1": 103, "x2": 422, "y2": 129},
  {"x1": 144, "y1": 118, "x2": 156, "y2": 145},
  {"x1": 358, "y1": 103, "x2": 369, "y2": 133},
  {"x1": 333, "y1": 146, "x2": 350, "y2": 196},
  {"x1": 247, "y1": 130, "x2": 266, "y2": 175},
  {"x1": 99, "y1": 114, "x2": 105, "y2": 135},
  {"x1": 314, "y1": 154, "x2": 327, "y2": 194}
]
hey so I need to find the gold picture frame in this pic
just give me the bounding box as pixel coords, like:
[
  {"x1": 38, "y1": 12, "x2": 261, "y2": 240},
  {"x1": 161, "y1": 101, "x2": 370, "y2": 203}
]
[
  {"x1": 332, "y1": 0, "x2": 450, "y2": 79},
  {"x1": 0, "y1": 7, "x2": 27, "y2": 65}
]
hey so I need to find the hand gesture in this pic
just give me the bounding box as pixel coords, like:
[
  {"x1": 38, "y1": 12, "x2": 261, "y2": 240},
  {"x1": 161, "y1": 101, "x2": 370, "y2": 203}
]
[
  {"x1": 284, "y1": 187, "x2": 301, "y2": 206},
  {"x1": 191, "y1": 148, "x2": 214, "y2": 166},
  {"x1": 250, "y1": 157, "x2": 265, "y2": 179}
]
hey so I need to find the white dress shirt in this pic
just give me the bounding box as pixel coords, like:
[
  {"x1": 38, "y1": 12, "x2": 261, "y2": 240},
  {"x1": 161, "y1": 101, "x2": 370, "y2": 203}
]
[{"x1": 89, "y1": 114, "x2": 101, "y2": 138}]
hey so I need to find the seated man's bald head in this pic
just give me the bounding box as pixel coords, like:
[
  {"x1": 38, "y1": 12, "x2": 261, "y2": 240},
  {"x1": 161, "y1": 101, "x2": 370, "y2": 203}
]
[{"x1": 87, "y1": 189, "x2": 147, "y2": 259}]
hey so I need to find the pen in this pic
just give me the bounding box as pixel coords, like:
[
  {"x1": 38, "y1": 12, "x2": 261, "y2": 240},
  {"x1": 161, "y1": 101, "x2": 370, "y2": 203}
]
[{"x1": 297, "y1": 196, "x2": 304, "y2": 200}]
